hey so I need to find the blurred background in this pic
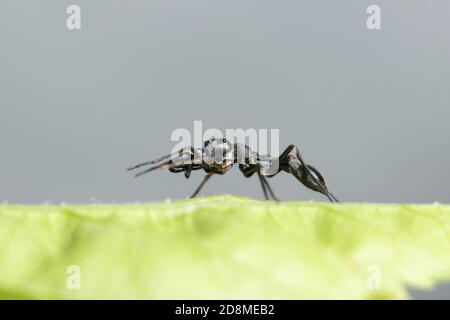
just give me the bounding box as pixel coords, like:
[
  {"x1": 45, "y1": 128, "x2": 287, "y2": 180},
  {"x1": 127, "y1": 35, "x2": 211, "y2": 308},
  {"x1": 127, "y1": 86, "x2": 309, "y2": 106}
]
[{"x1": 1, "y1": 0, "x2": 449, "y2": 298}]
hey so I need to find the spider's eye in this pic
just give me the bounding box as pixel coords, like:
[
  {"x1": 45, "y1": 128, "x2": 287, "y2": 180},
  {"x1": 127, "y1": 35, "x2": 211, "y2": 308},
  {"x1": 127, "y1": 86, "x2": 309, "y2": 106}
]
[{"x1": 222, "y1": 138, "x2": 227, "y2": 143}]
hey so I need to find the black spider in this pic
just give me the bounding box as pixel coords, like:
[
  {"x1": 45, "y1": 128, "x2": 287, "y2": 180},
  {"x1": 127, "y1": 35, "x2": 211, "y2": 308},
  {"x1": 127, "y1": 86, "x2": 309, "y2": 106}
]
[{"x1": 127, "y1": 137, "x2": 339, "y2": 202}]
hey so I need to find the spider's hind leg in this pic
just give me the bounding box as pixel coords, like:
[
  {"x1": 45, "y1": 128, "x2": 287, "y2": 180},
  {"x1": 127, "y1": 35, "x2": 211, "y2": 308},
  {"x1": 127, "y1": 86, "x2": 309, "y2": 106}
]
[
  {"x1": 239, "y1": 164, "x2": 275, "y2": 201},
  {"x1": 260, "y1": 175, "x2": 279, "y2": 202},
  {"x1": 257, "y1": 171, "x2": 269, "y2": 200}
]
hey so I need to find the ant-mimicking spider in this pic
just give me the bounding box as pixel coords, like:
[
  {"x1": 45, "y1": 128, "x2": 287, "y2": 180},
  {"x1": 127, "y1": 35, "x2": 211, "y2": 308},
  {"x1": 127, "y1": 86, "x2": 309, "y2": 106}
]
[{"x1": 127, "y1": 137, "x2": 339, "y2": 202}]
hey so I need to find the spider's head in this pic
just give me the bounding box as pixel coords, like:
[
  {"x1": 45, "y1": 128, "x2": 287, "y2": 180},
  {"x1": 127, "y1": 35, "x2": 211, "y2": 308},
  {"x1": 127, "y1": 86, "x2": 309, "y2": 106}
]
[
  {"x1": 293, "y1": 164, "x2": 339, "y2": 202},
  {"x1": 203, "y1": 137, "x2": 234, "y2": 170}
]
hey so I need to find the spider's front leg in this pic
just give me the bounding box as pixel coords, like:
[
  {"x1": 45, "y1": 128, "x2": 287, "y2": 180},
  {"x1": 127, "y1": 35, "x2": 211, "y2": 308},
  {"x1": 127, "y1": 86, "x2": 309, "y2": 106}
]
[
  {"x1": 171, "y1": 147, "x2": 204, "y2": 178},
  {"x1": 188, "y1": 150, "x2": 221, "y2": 198},
  {"x1": 190, "y1": 172, "x2": 214, "y2": 198},
  {"x1": 127, "y1": 146, "x2": 203, "y2": 178}
]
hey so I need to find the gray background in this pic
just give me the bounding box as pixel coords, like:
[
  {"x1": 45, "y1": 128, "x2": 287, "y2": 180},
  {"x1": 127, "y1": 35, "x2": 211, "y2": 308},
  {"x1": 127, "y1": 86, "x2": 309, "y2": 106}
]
[{"x1": 1, "y1": 1, "x2": 449, "y2": 298}]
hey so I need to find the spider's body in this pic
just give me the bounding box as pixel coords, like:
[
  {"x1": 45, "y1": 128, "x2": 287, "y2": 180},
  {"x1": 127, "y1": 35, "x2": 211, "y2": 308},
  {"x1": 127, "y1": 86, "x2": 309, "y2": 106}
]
[{"x1": 128, "y1": 138, "x2": 338, "y2": 202}]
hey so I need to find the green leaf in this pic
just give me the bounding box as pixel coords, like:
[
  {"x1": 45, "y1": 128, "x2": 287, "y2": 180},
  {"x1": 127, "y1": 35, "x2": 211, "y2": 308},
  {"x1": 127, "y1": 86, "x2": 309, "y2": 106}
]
[{"x1": 0, "y1": 196, "x2": 449, "y2": 299}]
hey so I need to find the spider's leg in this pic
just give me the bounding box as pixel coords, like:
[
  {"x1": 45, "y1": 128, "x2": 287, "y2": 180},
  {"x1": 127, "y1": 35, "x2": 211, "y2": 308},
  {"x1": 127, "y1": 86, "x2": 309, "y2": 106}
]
[
  {"x1": 184, "y1": 165, "x2": 192, "y2": 178},
  {"x1": 261, "y1": 175, "x2": 279, "y2": 202},
  {"x1": 128, "y1": 146, "x2": 202, "y2": 171},
  {"x1": 127, "y1": 154, "x2": 174, "y2": 171},
  {"x1": 127, "y1": 160, "x2": 155, "y2": 171},
  {"x1": 239, "y1": 163, "x2": 269, "y2": 200},
  {"x1": 324, "y1": 193, "x2": 334, "y2": 202},
  {"x1": 190, "y1": 172, "x2": 214, "y2": 198},
  {"x1": 257, "y1": 171, "x2": 269, "y2": 200},
  {"x1": 327, "y1": 192, "x2": 339, "y2": 203},
  {"x1": 133, "y1": 160, "x2": 174, "y2": 178},
  {"x1": 150, "y1": 147, "x2": 198, "y2": 165}
]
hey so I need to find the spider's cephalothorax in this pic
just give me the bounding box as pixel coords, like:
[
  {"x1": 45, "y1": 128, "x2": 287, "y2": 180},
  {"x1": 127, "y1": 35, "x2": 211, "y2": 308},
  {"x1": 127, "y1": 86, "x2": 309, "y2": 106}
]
[
  {"x1": 202, "y1": 138, "x2": 234, "y2": 174},
  {"x1": 127, "y1": 137, "x2": 339, "y2": 202}
]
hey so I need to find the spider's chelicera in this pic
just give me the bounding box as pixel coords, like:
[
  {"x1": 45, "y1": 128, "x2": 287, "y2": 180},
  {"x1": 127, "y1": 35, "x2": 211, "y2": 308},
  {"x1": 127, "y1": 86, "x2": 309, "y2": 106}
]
[{"x1": 127, "y1": 137, "x2": 339, "y2": 202}]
